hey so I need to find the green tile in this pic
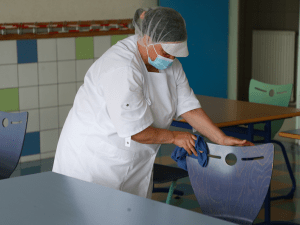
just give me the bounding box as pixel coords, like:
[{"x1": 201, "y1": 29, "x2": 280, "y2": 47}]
[
  {"x1": 111, "y1": 35, "x2": 128, "y2": 46},
  {"x1": 76, "y1": 37, "x2": 94, "y2": 60},
  {"x1": 0, "y1": 88, "x2": 19, "y2": 112}
]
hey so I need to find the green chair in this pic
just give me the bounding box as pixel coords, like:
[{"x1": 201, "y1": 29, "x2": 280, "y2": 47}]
[
  {"x1": 248, "y1": 78, "x2": 296, "y2": 200},
  {"x1": 249, "y1": 79, "x2": 293, "y2": 140}
]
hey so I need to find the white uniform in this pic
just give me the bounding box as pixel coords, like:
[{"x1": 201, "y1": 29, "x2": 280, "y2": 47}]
[{"x1": 52, "y1": 35, "x2": 201, "y2": 199}]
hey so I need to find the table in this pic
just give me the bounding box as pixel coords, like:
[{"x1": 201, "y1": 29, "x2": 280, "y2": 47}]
[
  {"x1": 279, "y1": 129, "x2": 300, "y2": 139},
  {"x1": 0, "y1": 172, "x2": 236, "y2": 225},
  {"x1": 171, "y1": 95, "x2": 300, "y2": 224}
]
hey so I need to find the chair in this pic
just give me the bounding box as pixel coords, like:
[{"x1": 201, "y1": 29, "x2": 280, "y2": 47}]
[
  {"x1": 187, "y1": 142, "x2": 274, "y2": 224},
  {"x1": 0, "y1": 111, "x2": 28, "y2": 180},
  {"x1": 221, "y1": 79, "x2": 295, "y2": 200},
  {"x1": 249, "y1": 79, "x2": 296, "y2": 200},
  {"x1": 153, "y1": 163, "x2": 188, "y2": 204}
]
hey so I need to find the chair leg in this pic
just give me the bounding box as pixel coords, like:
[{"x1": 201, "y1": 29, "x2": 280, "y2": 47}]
[
  {"x1": 270, "y1": 140, "x2": 296, "y2": 200},
  {"x1": 253, "y1": 140, "x2": 296, "y2": 201},
  {"x1": 166, "y1": 181, "x2": 177, "y2": 204}
]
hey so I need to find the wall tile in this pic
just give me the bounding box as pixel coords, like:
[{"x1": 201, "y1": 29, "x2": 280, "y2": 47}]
[
  {"x1": 39, "y1": 84, "x2": 58, "y2": 108},
  {"x1": 285, "y1": 13, "x2": 299, "y2": 30},
  {"x1": 21, "y1": 132, "x2": 41, "y2": 156},
  {"x1": 18, "y1": 63, "x2": 38, "y2": 87},
  {"x1": 38, "y1": 62, "x2": 58, "y2": 85},
  {"x1": 76, "y1": 37, "x2": 94, "y2": 60},
  {"x1": 19, "y1": 86, "x2": 39, "y2": 110},
  {"x1": 58, "y1": 83, "x2": 76, "y2": 105},
  {"x1": 76, "y1": 59, "x2": 93, "y2": 81},
  {"x1": 0, "y1": 40, "x2": 17, "y2": 65},
  {"x1": 40, "y1": 107, "x2": 59, "y2": 130},
  {"x1": 59, "y1": 105, "x2": 72, "y2": 128},
  {"x1": 37, "y1": 39, "x2": 57, "y2": 62},
  {"x1": 17, "y1": 39, "x2": 38, "y2": 64},
  {"x1": 20, "y1": 109, "x2": 39, "y2": 133},
  {"x1": 111, "y1": 35, "x2": 128, "y2": 46},
  {"x1": 40, "y1": 129, "x2": 59, "y2": 153},
  {"x1": 58, "y1": 60, "x2": 76, "y2": 83},
  {"x1": 286, "y1": 0, "x2": 300, "y2": 13},
  {"x1": 94, "y1": 35, "x2": 111, "y2": 58},
  {"x1": 0, "y1": 88, "x2": 19, "y2": 112},
  {"x1": 0, "y1": 65, "x2": 18, "y2": 89},
  {"x1": 57, "y1": 38, "x2": 76, "y2": 60}
]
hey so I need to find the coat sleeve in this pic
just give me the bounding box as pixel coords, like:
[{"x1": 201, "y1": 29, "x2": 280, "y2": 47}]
[
  {"x1": 173, "y1": 59, "x2": 201, "y2": 120},
  {"x1": 99, "y1": 66, "x2": 154, "y2": 138}
]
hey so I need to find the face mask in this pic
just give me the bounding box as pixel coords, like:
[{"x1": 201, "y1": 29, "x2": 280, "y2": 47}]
[{"x1": 146, "y1": 44, "x2": 174, "y2": 70}]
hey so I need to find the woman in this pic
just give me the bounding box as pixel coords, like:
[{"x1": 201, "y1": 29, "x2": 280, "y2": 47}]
[{"x1": 52, "y1": 7, "x2": 254, "y2": 199}]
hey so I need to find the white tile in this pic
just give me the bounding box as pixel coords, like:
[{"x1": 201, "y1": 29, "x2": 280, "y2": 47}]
[
  {"x1": 41, "y1": 151, "x2": 56, "y2": 160},
  {"x1": 37, "y1": 39, "x2": 57, "y2": 62},
  {"x1": 58, "y1": 83, "x2": 76, "y2": 105},
  {"x1": 38, "y1": 62, "x2": 58, "y2": 85},
  {"x1": 18, "y1": 63, "x2": 38, "y2": 87},
  {"x1": 94, "y1": 36, "x2": 111, "y2": 58},
  {"x1": 57, "y1": 38, "x2": 76, "y2": 61},
  {"x1": 59, "y1": 105, "x2": 72, "y2": 128},
  {"x1": 20, "y1": 154, "x2": 41, "y2": 163},
  {"x1": 40, "y1": 107, "x2": 59, "y2": 130},
  {"x1": 40, "y1": 129, "x2": 59, "y2": 153},
  {"x1": 76, "y1": 81, "x2": 84, "y2": 91},
  {"x1": 0, "y1": 65, "x2": 18, "y2": 89},
  {"x1": 39, "y1": 85, "x2": 58, "y2": 108},
  {"x1": 20, "y1": 109, "x2": 40, "y2": 132},
  {"x1": 0, "y1": 40, "x2": 17, "y2": 65},
  {"x1": 19, "y1": 86, "x2": 39, "y2": 110},
  {"x1": 58, "y1": 60, "x2": 76, "y2": 83},
  {"x1": 76, "y1": 59, "x2": 93, "y2": 81}
]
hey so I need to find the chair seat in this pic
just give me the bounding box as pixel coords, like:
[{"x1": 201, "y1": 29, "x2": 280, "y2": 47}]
[{"x1": 153, "y1": 164, "x2": 188, "y2": 184}]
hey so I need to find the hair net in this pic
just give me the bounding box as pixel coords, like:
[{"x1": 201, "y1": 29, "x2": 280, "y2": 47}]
[{"x1": 133, "y1": 7, "x2": 188, "y2": 48}]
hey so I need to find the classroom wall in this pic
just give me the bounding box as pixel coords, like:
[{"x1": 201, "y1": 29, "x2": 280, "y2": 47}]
[{"x1": 0, "y1": 0, "x2": 157, "y2": 23}]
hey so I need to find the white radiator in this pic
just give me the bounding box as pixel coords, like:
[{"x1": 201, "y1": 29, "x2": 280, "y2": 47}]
[{"x1": 252, "y1": 30, "x2": 296, "y2": 101}]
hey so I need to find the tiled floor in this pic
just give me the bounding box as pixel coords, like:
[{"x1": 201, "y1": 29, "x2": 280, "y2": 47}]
[{"x1": 9, "y1": 140, "x2": 300, "y2": 224}]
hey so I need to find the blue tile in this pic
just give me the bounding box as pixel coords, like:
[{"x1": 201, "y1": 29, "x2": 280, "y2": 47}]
[
  {"x1": 21, "y1": 132, "x2": 40, "y2": 156},
  {"x1": 17, "y1": 40, "x2": 38, "y2": 64}
]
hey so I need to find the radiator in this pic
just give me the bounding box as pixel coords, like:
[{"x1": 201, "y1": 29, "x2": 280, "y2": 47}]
[{"x1": 252, "y1": 30, "x2": 296, "y2": 101}]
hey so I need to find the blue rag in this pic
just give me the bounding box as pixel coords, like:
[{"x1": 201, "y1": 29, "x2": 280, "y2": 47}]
[{"x1": 171, "y1": 134, "x2": 208, "y2": 171}]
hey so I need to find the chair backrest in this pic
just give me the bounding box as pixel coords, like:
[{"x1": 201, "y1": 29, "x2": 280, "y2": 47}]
[
  {"x1": 0, "y1": 111, "x2": 28, "y2": 179},
  {"x1": 249, "y1": 79, "x2": 293, "y2": 139},
  {"x1": 187, "y1": 143, "x2": 274, "y2": 225}
]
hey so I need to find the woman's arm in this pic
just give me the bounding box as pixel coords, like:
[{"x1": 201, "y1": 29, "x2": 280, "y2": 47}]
[
  {"x1": 131, "y1": 126, "x2": 199, "y2": 156},
  {"x1": 181, "y1": 108, "x2": 254, "y2": 146}
]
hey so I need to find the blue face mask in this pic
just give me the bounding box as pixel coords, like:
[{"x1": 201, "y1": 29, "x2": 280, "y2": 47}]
[{"x1": 146, "y1": 44, "x2": 174, "y2": 70}]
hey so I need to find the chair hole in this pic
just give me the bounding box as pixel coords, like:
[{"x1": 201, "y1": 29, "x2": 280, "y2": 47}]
[
  {"x1": 207, "y1": 154, "x2": 221, "y2": 159},
  {"x1": 255, "y1": 87, "x2": 267, "y2": 92},
  {"x1": 11, "y1": 121, "x2": 22, "y2": 124},
  {"x1": 277, "y1": 91, "x2": 287, "y2": 94},
  {"x1": 241, "y1": 156, "x2": 264, "y2": 161},
  {"x1": 269, "y1": 89, "x2": 274, "y2": 97},
  {"x1": 225, "y1": 153, "x2": 237, "y2": 166},
  {"x1": 2, "y1": 118, "x2": 9, "y2": 127}
]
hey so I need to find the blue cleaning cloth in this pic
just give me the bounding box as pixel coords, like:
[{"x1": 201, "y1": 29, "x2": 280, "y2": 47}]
[{"x1": 171, "y1": 134, "x2": 208, "y2": 171}]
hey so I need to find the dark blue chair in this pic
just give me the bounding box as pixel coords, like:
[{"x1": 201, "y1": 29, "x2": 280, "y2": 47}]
[
  {"x1": 153, "y1": 163, "x2": 188, "y2": 204},
  {"x1": 0, "y1": 111, "x2": 28, "y2": 180},
  {"x1": 187, "y1": 142, "x2": 276, "y2": 224}
]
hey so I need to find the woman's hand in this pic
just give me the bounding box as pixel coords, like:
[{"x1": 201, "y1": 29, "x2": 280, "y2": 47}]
[
  {"x1": 221, "y1": 136, "x2": 255, "y2": 147},
  {"x1": 172, "y1": 131, "x2": 200, "y2": 156}
]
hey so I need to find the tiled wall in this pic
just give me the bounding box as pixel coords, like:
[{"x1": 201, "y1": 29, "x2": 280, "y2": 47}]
[{"x1": 0, "y1": 34, "x2": 131, "y2": 163}]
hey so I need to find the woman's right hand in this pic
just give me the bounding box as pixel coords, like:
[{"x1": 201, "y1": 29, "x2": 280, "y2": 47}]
[{"x1": 172, "y1": 131, "x2": 200, "y2": 156}]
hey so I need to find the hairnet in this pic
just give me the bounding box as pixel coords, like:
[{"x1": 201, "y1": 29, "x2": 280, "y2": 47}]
[{"x1": 133, "y1": 7, "x2": 188, "y2": 48}]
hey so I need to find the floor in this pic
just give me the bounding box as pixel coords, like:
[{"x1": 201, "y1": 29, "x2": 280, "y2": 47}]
[{"x1": 10, "y1": 140, "x2": 300, "y2": 224}]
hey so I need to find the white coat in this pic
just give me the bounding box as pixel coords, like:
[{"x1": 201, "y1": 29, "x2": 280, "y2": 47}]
[{"x1": 52, "y1": 35, "x2": 201, "y2": 199}]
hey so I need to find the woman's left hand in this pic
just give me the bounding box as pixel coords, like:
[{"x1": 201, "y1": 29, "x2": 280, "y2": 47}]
[{"x1": 222, "y1": 136, "x2": 255, "y2": 146}]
